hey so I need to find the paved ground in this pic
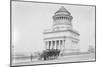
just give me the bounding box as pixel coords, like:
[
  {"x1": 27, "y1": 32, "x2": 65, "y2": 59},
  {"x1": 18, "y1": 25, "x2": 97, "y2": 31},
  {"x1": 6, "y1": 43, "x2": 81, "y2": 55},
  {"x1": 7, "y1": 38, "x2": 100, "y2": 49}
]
[{"x1": 12, "y1": 53, "x2": 95, "y2": 66}]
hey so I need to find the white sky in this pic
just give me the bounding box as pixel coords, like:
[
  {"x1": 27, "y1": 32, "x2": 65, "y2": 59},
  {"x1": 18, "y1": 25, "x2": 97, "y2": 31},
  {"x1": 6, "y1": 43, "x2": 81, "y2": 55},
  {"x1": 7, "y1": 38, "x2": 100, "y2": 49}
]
[{"x1": 12, "y1": 1, "x2": 95, "y2": 54}]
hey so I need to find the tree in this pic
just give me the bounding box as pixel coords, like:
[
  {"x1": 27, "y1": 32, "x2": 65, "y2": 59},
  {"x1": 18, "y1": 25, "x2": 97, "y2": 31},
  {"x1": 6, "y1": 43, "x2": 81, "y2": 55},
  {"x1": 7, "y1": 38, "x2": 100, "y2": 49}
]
[{"x1": 88, "y1": 45, "x2": 95, "y2": 53}]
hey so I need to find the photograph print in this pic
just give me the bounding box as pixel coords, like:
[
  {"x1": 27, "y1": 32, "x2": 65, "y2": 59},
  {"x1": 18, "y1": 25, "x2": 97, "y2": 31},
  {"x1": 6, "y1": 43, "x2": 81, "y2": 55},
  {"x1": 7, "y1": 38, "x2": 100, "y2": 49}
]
[{"x1": 11, "y1": 0, "x2": 96, "y2": 66}]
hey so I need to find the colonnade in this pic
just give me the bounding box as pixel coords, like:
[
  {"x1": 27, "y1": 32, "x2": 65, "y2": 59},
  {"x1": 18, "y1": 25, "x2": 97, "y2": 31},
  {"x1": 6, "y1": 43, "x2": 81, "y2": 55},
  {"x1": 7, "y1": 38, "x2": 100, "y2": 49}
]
[{"x1": 45, "y1": 40, "x2": 65, "y2": 50}]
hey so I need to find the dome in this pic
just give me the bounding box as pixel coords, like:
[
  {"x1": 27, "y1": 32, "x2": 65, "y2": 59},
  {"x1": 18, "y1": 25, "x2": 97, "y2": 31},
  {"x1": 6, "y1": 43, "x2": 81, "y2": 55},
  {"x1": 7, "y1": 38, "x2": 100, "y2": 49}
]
[{"x1": 55, "y1": 6, "x2": 71, "y2": 15}]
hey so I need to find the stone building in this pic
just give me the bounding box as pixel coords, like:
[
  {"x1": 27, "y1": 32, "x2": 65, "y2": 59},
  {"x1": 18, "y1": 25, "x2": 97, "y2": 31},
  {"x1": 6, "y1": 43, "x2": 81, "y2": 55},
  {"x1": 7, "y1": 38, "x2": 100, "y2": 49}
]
[{"x1": 43, "y1": 6, "x2": 80, "y2": 54}]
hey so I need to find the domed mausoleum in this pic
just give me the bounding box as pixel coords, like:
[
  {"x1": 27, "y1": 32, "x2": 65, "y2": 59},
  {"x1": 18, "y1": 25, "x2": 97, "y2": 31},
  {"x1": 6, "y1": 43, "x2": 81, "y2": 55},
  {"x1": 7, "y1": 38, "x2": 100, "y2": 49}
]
[{"x1": 43, "y1": 6, "x2": 80, "y2": 54}]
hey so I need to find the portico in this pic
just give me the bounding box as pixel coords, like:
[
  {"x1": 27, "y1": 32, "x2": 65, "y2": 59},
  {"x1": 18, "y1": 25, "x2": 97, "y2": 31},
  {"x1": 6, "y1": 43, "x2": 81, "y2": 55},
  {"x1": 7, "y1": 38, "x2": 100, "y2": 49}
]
[{"x1": 45, "y1": 39, "x2": 65, "y2": 50}]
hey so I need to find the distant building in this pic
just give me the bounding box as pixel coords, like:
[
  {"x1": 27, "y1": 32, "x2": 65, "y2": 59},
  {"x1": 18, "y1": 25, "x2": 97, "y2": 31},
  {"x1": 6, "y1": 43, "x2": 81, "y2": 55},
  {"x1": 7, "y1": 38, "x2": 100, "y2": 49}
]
[{"x1": 43, "y1": 6, "x2": 80, "y2": 54}]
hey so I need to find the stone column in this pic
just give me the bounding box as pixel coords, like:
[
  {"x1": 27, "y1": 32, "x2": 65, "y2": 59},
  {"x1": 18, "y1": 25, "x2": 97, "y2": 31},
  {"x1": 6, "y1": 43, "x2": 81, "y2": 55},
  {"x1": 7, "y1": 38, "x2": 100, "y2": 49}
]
[
  {"x1": 45, "y1": 41, "x2": 47, "y2": 50},
  {"x1": 56, "y1": 40, "x2": 58, "y2": 49},
  {"x1": 53, "y1": 41, "x2": 55, "y2": 49},
  {"x1": 52, "y1": 41, "x2": 53, "y2": 49},
  {"x1": 51, "y1": 41, "x2": 53, "y2": 49},
  {"x1": 60, "y1": 40, "x2": 62, "y2": 51},
  {"x1": 50, "y1": 41, "x2": 52, "y2": 49},
  {"x1": 58, "y1": 40, "x2": 60, "y2": 50},
  {"x1": 55, "y1": 40, "x2": 57, "y2": 49},
  {"x1": 49, "y1": 41, "x2": 51, "y2": 50},
  {"x1": 52, "y1": 41, "x2": 55, "y2": 49},
  {"x1": 47, "y1": 41, "x2": 49, "y2": 49},
  {"x1": 56, "y1": 40, "x2": 60, "y2": 50},
  {"x1": 54, "y1": 41, "x2": 56, "y2": 49},
  {"x1": 63, "y1": 40, "x2": 65, "y2": 51}
]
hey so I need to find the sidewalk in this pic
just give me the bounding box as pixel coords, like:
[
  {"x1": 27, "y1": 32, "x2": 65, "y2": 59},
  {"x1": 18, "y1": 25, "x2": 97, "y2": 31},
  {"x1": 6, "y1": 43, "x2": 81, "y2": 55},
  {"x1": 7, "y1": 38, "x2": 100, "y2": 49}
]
[{"x1": 12, "y1": 53, "x2": 95, "y2": 66}]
